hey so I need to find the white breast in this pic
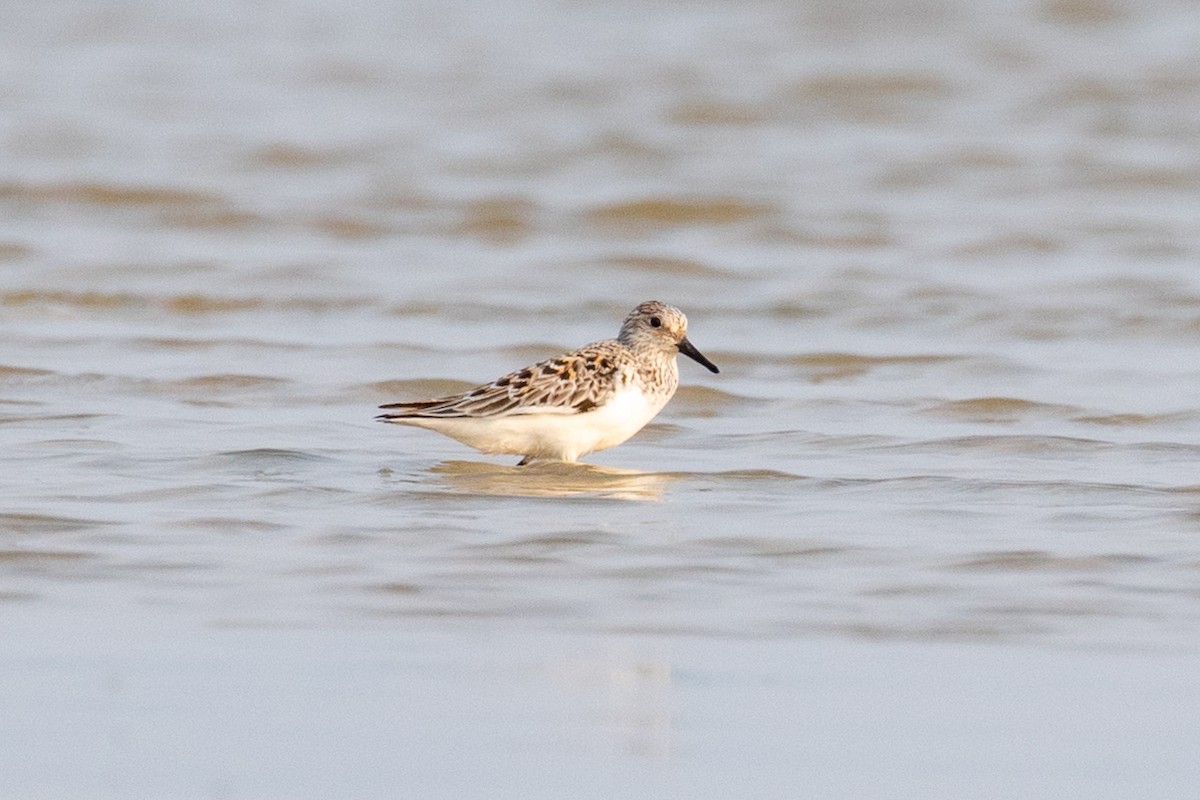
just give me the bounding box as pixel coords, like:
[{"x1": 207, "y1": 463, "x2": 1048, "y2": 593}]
[
  {"x1": 574, "y1": 383, "x2": 667, "y2": 454},
  {"x1": 397, "y1": 383, "x2": 671, "y2": 461}
]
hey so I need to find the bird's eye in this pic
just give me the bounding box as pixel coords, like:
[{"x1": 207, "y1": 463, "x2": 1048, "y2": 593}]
[{"x1": 649, "y1": 316, "x2": 661, "y2": 328}]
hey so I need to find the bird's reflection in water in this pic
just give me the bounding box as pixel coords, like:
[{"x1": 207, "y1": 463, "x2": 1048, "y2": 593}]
[
  {"x1": 546, "y1": 641, "x2": 675, "y2": 760},
  {"x1": 429, "y1": 460, "x2": 675, "y2": 500}
]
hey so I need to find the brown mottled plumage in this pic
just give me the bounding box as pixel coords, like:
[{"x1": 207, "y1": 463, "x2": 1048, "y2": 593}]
[{"x1": 376, "y1": 301, "x2": 719, "y2": 464}]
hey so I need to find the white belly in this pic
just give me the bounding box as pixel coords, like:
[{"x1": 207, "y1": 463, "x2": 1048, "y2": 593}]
[{"x1": 397, "y1": 386, "x2": 669, "y2": 461}]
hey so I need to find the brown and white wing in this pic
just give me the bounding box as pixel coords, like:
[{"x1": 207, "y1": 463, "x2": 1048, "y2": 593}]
[{"x1": 376, "y1": 342, "x2": 628, "y2": 420}]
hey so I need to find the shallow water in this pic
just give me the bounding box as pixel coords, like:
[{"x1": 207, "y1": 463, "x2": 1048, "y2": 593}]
[{"x1": 4, "y1": 0, "x2": 1200, "y2": 797}]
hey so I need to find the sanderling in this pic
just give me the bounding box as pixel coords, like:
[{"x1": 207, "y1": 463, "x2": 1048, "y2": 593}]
[{"x1": 377, "y1": 300, "x2": 719, "y2": 464}]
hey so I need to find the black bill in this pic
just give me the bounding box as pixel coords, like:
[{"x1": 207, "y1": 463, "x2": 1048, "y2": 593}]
[{"x1": 678, "y1": 336, "x2": 719, "y2": 373}]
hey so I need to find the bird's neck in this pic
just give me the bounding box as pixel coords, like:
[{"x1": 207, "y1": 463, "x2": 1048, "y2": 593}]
[{"x1": 634, "y1": 350, "x2": 679, "y2": 396}]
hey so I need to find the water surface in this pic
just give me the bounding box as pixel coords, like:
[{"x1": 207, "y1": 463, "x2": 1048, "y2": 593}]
[{"x1": 3, "y1": 0, "x2": 1200, "y2": 797}]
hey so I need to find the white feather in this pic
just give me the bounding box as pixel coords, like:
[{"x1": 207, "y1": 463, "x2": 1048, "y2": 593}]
[{"x1": 390, "y1": 384, "x2": 666, "y2": 461}]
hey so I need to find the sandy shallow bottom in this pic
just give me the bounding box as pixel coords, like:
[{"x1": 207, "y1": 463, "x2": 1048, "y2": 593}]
[{"x1": 5, "y1": 614, "x2": 1198, "y2": 800}]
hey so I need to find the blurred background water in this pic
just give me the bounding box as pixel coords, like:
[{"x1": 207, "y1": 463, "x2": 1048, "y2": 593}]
[{"x1": 3, "y1": 0, "x2": 1200, "y2": 797}]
